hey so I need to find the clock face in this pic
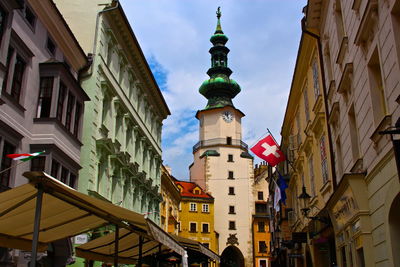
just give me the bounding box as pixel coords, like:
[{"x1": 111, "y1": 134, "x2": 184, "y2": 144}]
[{"x1": 222, "y1": 111, "x2": 234, "y2": 123}]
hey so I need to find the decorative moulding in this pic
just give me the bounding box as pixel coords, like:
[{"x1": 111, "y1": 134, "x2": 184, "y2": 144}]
[
  {"x1": 354, "y1": 0, "x2": 378, "y2": 48},
  {"x1": 337, "y1": 63, "x2": 353, "y2": 94},
  {"x1": 336, "y1": 37, "x2": 348, "y2": 65},
  {"x1": 370, "y1": 115, "x2": 392, "y2": 144}
]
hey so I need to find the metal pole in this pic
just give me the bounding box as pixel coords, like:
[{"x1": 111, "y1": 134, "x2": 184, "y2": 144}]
[
  {"x1": 137, "y1": 236, "x2": 143, "y2": 267},
  {"x1": 114, "y1": 224, "x2": 119, "y2": 267},
  {"x1": 30, "y1": 185, "x2": 44, "y2": 267}
]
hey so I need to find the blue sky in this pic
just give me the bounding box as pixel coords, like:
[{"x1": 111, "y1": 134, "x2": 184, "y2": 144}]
[{"x1": 120, "y1": 0, "x2": 306, "y2": 180}]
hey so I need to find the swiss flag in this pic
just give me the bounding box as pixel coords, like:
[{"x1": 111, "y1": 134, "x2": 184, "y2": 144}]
[{"x1": 250, "y1": 135, "x2": 285, "y2": 167}]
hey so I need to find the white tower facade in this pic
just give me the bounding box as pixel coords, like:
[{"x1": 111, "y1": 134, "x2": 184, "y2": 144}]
[{"x1": 189, "y1": 8, "x2": 254, "y2": 267}]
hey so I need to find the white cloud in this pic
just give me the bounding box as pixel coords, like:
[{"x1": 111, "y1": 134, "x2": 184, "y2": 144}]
[{"x1": 120, "y1": 0, "x2": 306, "y2": 179}]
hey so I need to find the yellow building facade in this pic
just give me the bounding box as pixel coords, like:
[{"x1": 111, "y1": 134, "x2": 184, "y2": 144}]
[
  {"x1": 278, "y1": 31, "x2": 337, "y2": 267},
  {"x1": 175, "y1": 180, "x2": 219, "y2": 255},
  {"x1": 160, "y1": 166, "x2": 181, "y2": 235}
]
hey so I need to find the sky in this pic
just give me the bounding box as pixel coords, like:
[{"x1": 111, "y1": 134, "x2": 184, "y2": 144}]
[{"x1": 120, "y1": 0, "x2": 307, "y2": 180}]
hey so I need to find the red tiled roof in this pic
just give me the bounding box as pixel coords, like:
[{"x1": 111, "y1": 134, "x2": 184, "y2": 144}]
[{"x1": 175, "y1": 181, "x2": 213, "y2": 199}]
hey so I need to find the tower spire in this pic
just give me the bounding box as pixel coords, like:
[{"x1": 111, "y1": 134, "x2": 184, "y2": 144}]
[{"x1": 199, "y1": 7, "x2": 241, "y2": 110}]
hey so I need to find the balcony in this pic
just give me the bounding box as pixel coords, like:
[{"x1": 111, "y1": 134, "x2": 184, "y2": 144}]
[{"x1": 193, "y1": 138, "x2": 248, "y2": 153}]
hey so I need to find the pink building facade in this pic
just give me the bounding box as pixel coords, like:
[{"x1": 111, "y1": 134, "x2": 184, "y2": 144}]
[{"x1": 306, "y1": 0, "x2": 400, "y2": 266}]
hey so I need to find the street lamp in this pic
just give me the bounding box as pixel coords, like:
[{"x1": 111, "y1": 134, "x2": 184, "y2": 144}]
[
  {"x1": 298, "y1": 185, "x2": 311, "y2": 217},
  {"x1": 298, "y1": 186, "x2": 329, "y2": 224},
  {"x1": 379, "y1": 117, "x2": 400, "y2": 181}
]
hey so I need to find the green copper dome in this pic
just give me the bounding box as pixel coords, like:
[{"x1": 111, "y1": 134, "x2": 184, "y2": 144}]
[{"x1": 199, "y1": 7, "x2": 241, "y2": 109}]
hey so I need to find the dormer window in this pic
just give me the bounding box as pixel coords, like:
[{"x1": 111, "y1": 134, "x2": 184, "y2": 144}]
[{"x1": 193, "y1": 187, "x2": 201, "y2": 195}]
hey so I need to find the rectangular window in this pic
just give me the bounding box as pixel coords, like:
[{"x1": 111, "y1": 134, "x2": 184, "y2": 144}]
[
  {"x1": 229, "y1": 221, "x2": 236, "y2": 230},
  {"x1": 229, "y1": 205, "x2": 235, "y2": 214},
  {"x1": 0, "y1": 141, "x2": 15, "y2": 188},
  {"x1": 202, "y1": 204, "x2": 209, "y2": 213},
  {"x1": 10, "y1": 55, "x2": 26, "y2": 102},
  {"x1": 348, "y1": 105, "x2": 360, "y2": 162},
  {"x1": 312, "y1": 60, "x2": 320, "y2": 99},
  {"x1": 259, "y1": 241, "x2": 267, "y2": 253},
  {"x1": 65, "y1": 92, "x2": 75, "y2": 131},
  {"x1": 189, "y1": 222, "x2": 197, "y2": 232},
  {"x1": 2, "y1": 47, "x2": 14, "y2": 93},
  {"x1": 0, "y1": 6, "x2": 7, "y2": 45},
  {"x1": 60, "y1": 167, "x2": 68, "y2": 184},
  {"x1": 228, "y1": 171, "x2": 234, "y2": 179},
  {"x1": 228, "y1": 187, "x2": 235, "y2": 195},
  {"x1": 56, "y1": 83, "x2": 66, "y2": 122},
  {"x1": 202, "y1": 223, "x2": 209, "y2": 233},
  {"x1": 255, "y1": 203, "x2": 268, "y2": 214},
  {"x1": 24, "y1": 4, "x2": 36, "y2": 28},
  {"x1": 308, "y1": 156, "x2": 316, "y2": 196},
  {"x1": 73, "y1": 102, "x2": 82, "y2": 137},
  {"x1": 228, "y1": 154, "x2": 233, "y2": 162},
  {"x1": 30, "y1": 156, "x2": 45, "y2": 172},
  {"x1": 258, "y1": 191, "x2": 264, "y2": 200},
  {"x1": 37, "y1": 77, "x2": 53, "y2": 118},
  {"x1": 51, "y1": 159, "x2": 60, "y2": 179},
  {"x1": 69, "y1": 173, "x2": 76, "y2": 188},
  {"x1": 46, "y1": 36, "x2": 56, "y2": 56},
  {"x1": 341, "y1": 246, "x2": 347, "y2": 267},
  {"x1": 258, "y1": 221, "x2": 265, "y2": 232},
  {"x1": 189, "y1": 203, "x2": 197, "y2": 212},
  {"x1": 320, "y1": 136, "x2": 329, "y2": 183},
  {"x1": 368, "y1": 47, "x2": 387, "y2": 125},
  {"x1": 303, "y1": 86, "x2": 310, "y2": 121},
  {"x1": 226, "y1": 137, "x2": 232, "y2": 145}
]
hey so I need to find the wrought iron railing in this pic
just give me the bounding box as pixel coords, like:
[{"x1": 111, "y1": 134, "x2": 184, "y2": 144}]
[{"x1": 193, "y1": 138, "x2": 248, "y2": 153}]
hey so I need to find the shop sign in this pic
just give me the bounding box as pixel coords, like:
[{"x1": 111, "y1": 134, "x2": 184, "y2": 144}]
[
  {"x1": 331, "y1": 187, "x2": 359, "y2": 230},
  {"x1": 74, "y1": 234, "x2": 88, "y2": 244}
]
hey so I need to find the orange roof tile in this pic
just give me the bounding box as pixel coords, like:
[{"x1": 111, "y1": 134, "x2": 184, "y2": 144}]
[{"x1": 174, "y1": 180, "x2": 213, "y2": 199}]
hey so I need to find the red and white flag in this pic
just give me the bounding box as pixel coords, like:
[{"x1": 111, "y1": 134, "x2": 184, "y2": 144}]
[{"x1": 250, "y1": 135, "x2": 285, "y2": 167}]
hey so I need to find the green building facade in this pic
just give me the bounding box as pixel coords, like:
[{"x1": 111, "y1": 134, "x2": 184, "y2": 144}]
[{"x1": 54, "y1": 0, "x2": 170, "y2": 224}]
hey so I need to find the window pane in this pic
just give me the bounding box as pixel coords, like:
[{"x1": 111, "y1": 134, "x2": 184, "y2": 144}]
[
  {"x1": 61, "y1": 167, "x2": 68, "y2": 184},
  {"x1": 190, "y1": 223, "x2": 196, "y2": 232},
  {"x1": 51, "y1": 159, "x2": 60, "y2": 179},
  {"x1": 258, "y1": 191, "x2": 263, "y2": 200},
  {"x1": 73, "y1": 102, "x2": 82, "y2": 137},
  {"x1": 69, "y1": 173, "x2": 76, "y2": 188},
  {"x1": 65, "y1": 92, "x2": 75, "y2": 131},
  {"x1": 229, "y1": 221, "x2": 236, "y2": 230},
  {"x1": 255, "y1": 203, "x2": 268, "y2": 213},
  {"x1": 229, "y1": 206, "x2": 235, "y2": 214},
  {"x1": 25, "y1": 6, "x2": 36, "y2": 27},
  {"x1": 10, "y1": 55, "x2": 26, "y2": 102},
  {"x1": 37, "y1": 77, "x2": 53, "y2": 118},
  {"x1": 0, "y1": 141, "x2": 15, "y2": 188},
  {"x1": 46, "y1": 37, "x2": 56, "y2": 55},
  {"x1": 56, "y1": 82, "x2": 66, "y2": 122},
  {"x1": 30, "y1": 156, "x2": 45, "y2": 172},
  {"x1": 2, "y1": 47, "x2": 14, "y2": 92},
  {"x1": 258, "y1": 221, "x2": 265, "y2": 232},
  {"x1": 0, "y1": 6, "x2": 7, "y2": 44},
  {"x1": 202, "y1": 224, "x2": 209, "y2": 233}
]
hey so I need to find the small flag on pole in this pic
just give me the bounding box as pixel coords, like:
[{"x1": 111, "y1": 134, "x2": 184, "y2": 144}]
[
  {"x1": 250, "y1": 134, "x2": 285, "y2": 167},
  {"x1": 273, "y1": 180, "x2": 281, "y2": 212},
  {"x1": 6, "y1": 151, "x2": 45, "y2": 162}
]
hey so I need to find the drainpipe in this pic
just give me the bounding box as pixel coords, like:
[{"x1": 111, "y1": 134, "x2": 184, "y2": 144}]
[
  {"x1": 79, "y1": 0, "x2": 120, "y2": 81},
  {"x1": 301, "y1": 18, "x2": 338, "y2": 190}
]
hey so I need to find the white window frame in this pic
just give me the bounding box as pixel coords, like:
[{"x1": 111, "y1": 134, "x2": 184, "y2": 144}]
[
  {"x1": 202, "y1": 204, "x2": 209, "y2": 213},
  {"x1": 189, "y1": 202, "x2": 197, "y2": 212}
]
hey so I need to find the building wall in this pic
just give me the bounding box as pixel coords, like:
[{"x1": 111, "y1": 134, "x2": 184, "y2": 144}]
[
  {"x1": 0, "y1": 0, "x2": 87, "y2": 190},
  {"x1": 190, "y1": 105, "x2": 254, "y2": 266},
  {"x1": 54, "y1": 0, "x2": 170, "y2": 224},
  {"x1": 160, "y1": 166, "x2": 180, "y2": 235},
  {"x1": 306, "y1": 0, "x2": 400, "y2": 266},
  {"x1": 178, "y1": 198, "x2": 218, "y2": 254}
]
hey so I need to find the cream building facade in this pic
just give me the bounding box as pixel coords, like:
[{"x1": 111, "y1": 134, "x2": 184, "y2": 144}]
[
  {"x1": 305, "y1": 0, "x2": 400, "y2": 266},
  {"x1": 189, "y1": 9, "x2": 254, "y2": 267}
]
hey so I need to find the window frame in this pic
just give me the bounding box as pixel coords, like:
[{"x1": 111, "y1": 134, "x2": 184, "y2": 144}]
[
  {"x1": 229, "y1": 205, "x2": 235, "y2": 214},
  {"x1": 189, "y1": 202, "x2": 197, "y2": 212},
  {"x1": 202, "y1": 204, "x2": 209, "y2": 213},
  {"x1": 201, "y1": 223, "x2": 210, "y2": 233},
  {"x1": 229, "y1": 220, "x2": 236, "y2": 230},
  {"x1": 228, "y1": 186, "x2": 235, "y2": 195},
  {"x1": 189, "y1": 222, "x2": 197, "y2": 233}
]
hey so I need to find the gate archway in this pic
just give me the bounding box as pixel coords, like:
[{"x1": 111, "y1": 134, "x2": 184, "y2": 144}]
[{"x1": 220, "y1": 245, "x2": 244, "y2": 267}]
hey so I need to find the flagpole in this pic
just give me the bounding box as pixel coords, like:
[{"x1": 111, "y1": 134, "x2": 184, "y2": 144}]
[
  {"x1": 0, "y1": 160, "x2": 28, "y2": 175},
  {"x1": 267, "y1": 128, "x2": 298, "y2": 173}
]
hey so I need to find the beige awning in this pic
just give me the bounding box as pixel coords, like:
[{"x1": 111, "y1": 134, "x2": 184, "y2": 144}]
[
  {"x1": 76, "y1": 230, "x2": 219, "y2": 264},
  {"x1": 0, "y1": 171, "x2": 184, "y2": 259}
]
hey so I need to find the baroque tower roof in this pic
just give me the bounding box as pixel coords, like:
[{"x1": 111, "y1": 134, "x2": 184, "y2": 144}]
[{"x1": 199, "y1": 7, "x2": 241, "y2": 109}]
